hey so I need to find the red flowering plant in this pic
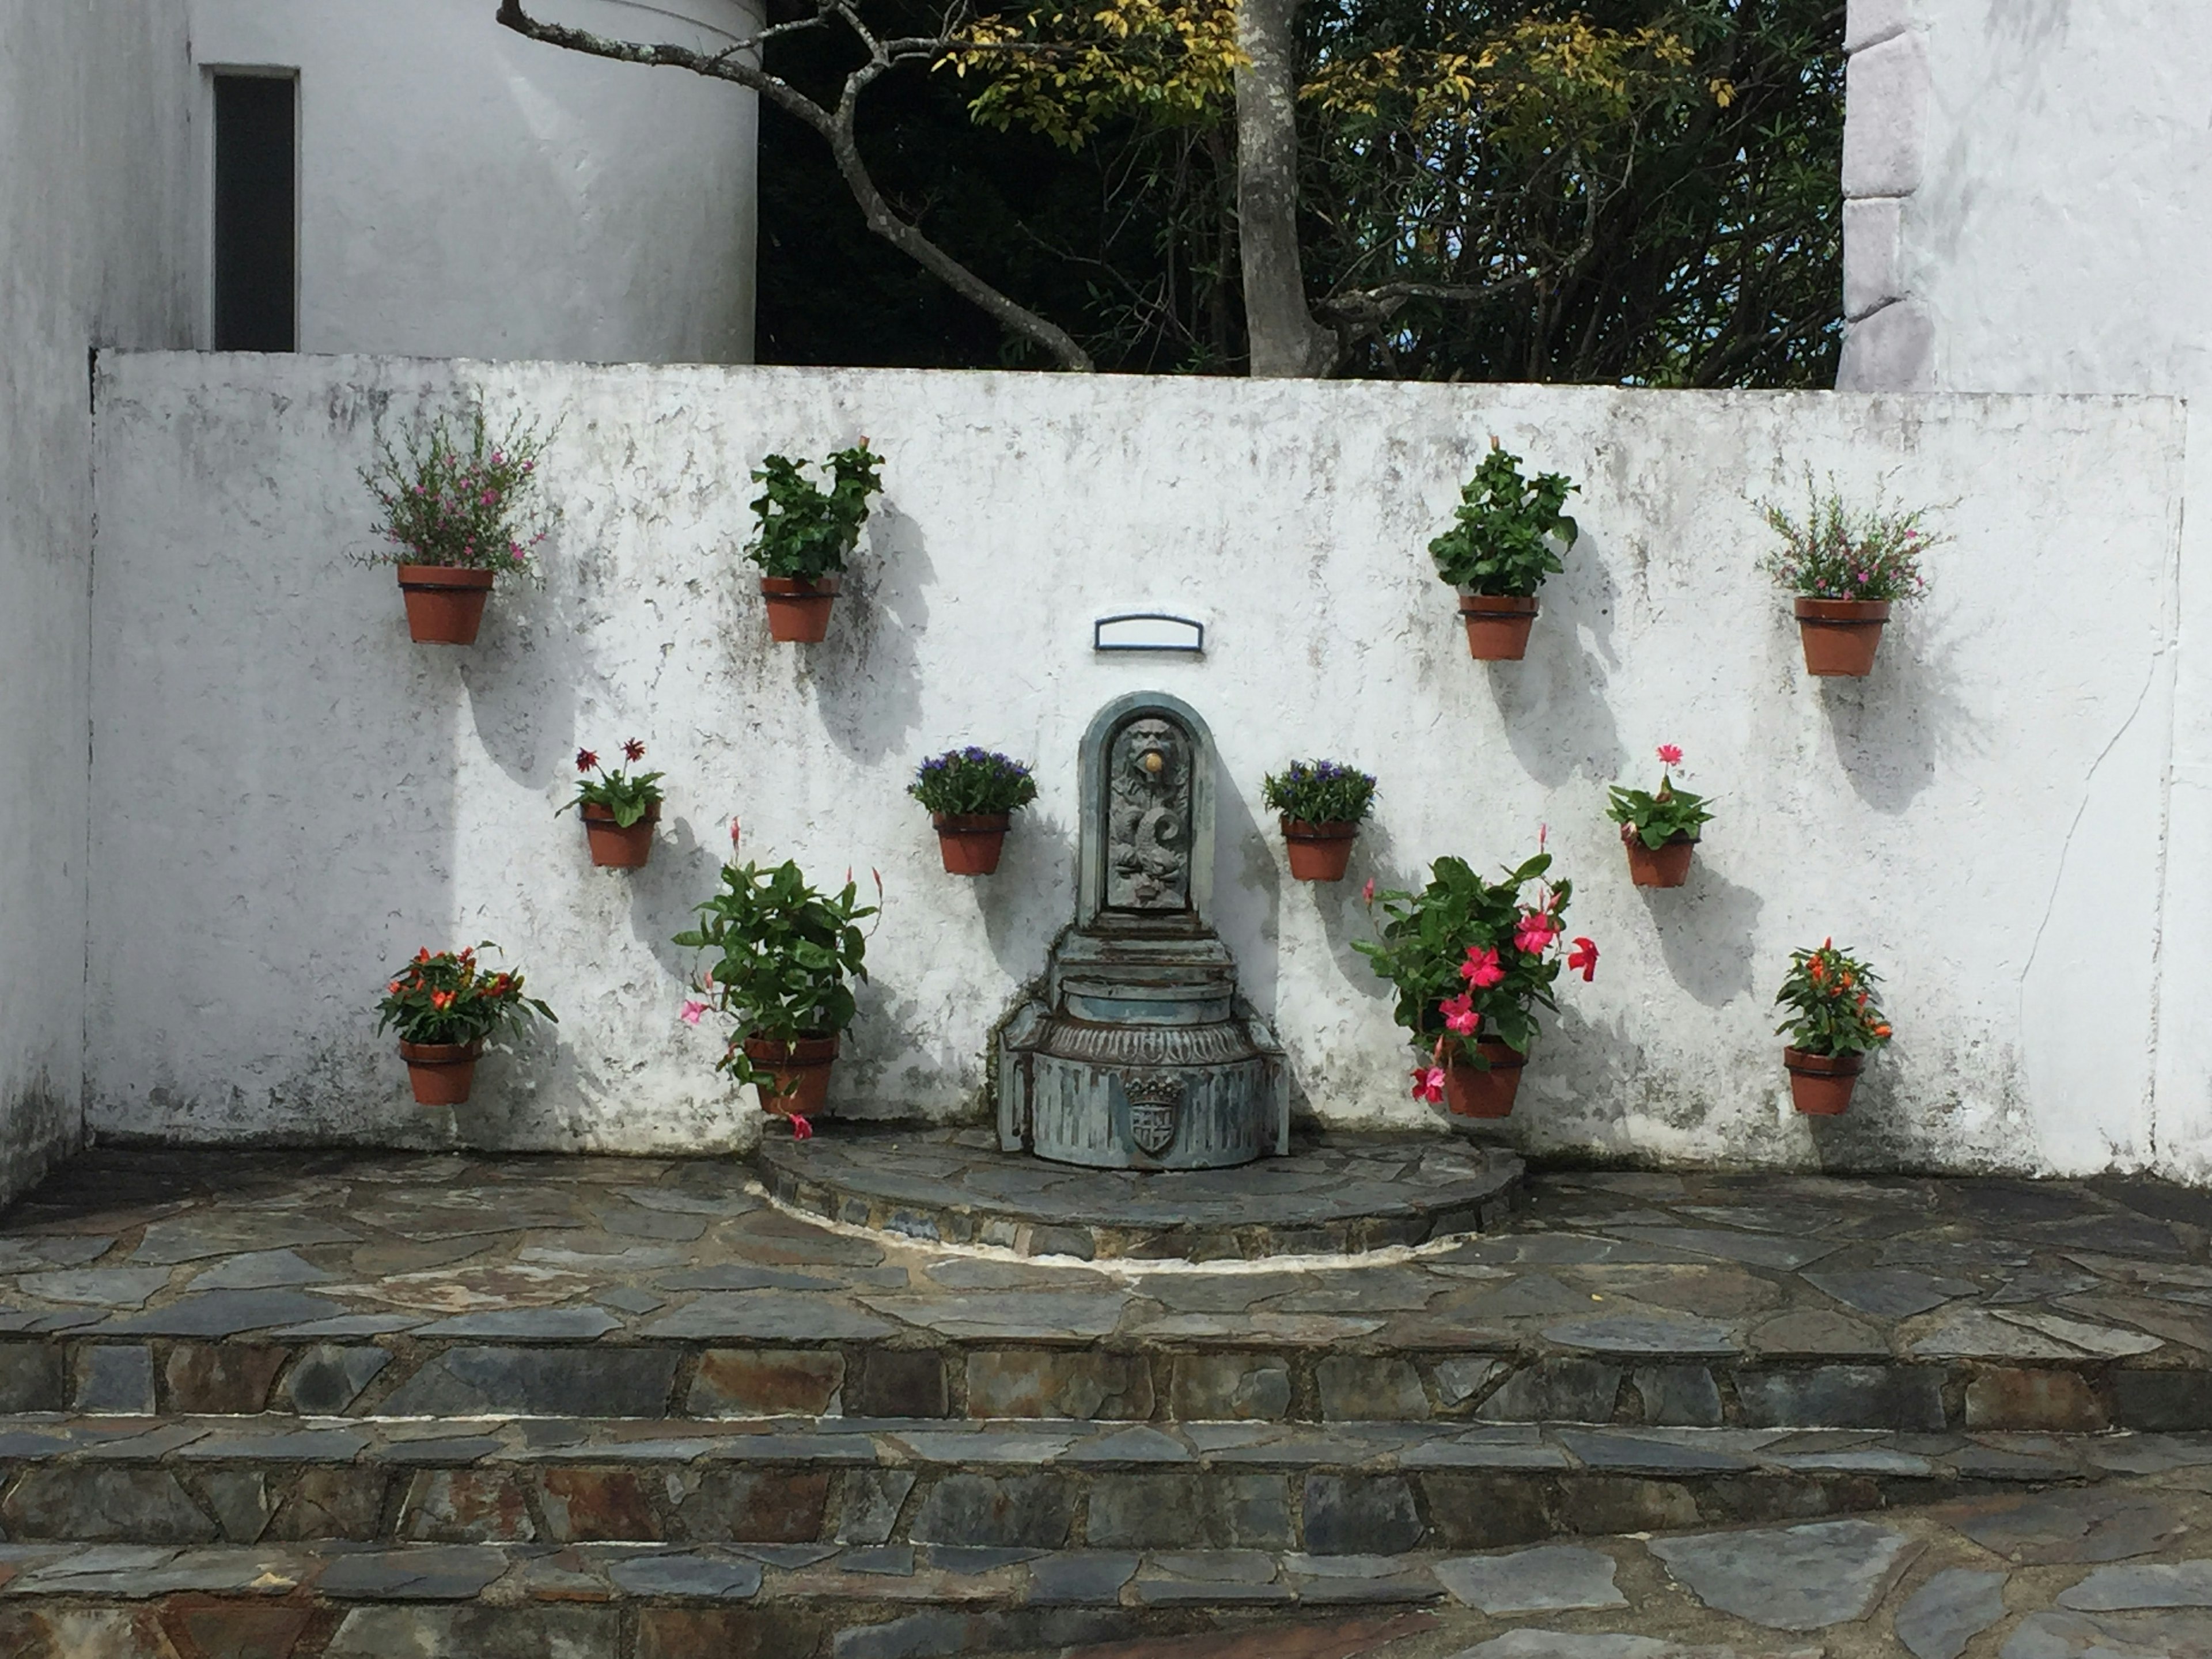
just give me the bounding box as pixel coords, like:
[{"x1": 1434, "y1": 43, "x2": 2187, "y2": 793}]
[
  {"x1": 361, "y1": 400, "x2": 554, "y2": 577},
  {"x1": 1774, "y1": 940, "x2": 1893, "y2": 1056},
  {"x1": 562, "y1": 739, "x2": 665, "y2": 828},
  {"x1": 1355, "y1": 847, "x2": 1597, "y2": 1099},
  {"x1": 376, "y1": 944, "x2": 556, "y2": 1048}
]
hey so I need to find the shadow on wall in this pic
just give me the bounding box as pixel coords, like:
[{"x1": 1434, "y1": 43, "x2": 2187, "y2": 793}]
[
  {"x1": 1819, "y1": 602, "x2": 1981, "y2": 815},
  {"x1": 806, "y1": 506, "x2": 929, "y2": 764},
  {"x1": 1647, "y1": 859, "x2": 1766, "y2": 1010},
  {"x1": 1218, "y1": 766, "x2": 1281, "y2": 1014},
  {"x1": 977, "y1": 805, "x2": 1075, "y2": 986},
  {"x1": 1492, "y1": 534, "x2": 1627, "y2": 788}
]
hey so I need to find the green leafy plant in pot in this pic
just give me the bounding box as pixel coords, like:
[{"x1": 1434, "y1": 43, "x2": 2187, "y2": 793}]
[
  {"x1": 1606, "y1": 743, "x2": 1714, "y2": 888},
  {"x1": 561, "y1": 740, "x2": 666, "y2": 868},
  {"x1": 1775, "y1": 939, "x2": 1892, "y2": 1115},
  {"x1": 1427, "y1": 440, "x2": 1580, "y2": 661},
  {"x1": 746, "y1": 441, "x2": 884, "y2": 643},
  {"x1": 675, "y1": 823, "x2": 880, "y2": 1131},
  {"x1": 1759, "y1": 475, "x2": 1940, "y2": 677},
  {"x1": 1355, "y1": 846, "x2": 1597, "y2": 1118},
  {"x1": 1262, "y1": 760, "x2": 1376, "y2": 882},
  {"x1": 909, "y1": 748, "x2": 1037, "y2": 875},
  {"x1": 377, "y1": 944, "x2": 556, "y2": 1106},
  {"x1": 361, "y1": 399, "x2": 554, "y2": 645}
]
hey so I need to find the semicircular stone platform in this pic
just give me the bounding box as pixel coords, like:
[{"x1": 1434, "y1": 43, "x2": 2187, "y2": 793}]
[{"x1": 749, "y1": 1127, "x2": 1524, "y2": 1260}]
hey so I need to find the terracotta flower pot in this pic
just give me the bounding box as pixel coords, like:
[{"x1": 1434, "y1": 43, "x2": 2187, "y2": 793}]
[
  {"x1": 744, "y1": 1033, "x2": 839, "y2": 1118},
  {"x1": 399, "y1": 1039, "x2": 483, "y2": 1107},
  {"x1": 1442, "y1": 1039, "x2": 1527, "y2": 1119},
  {"x1": 1459, "y1": 594, "x2": 1539, "y2": 661},
  {"x1": 761, "y1": 575, "x2": 839, "y2": 643},
  {"x1": 1623, "y1": 827, "x2": 1698, "y2": 889},
  {"x1": 1785, "y1": 1047, "x2": 1863, "y2": 1116},
  {"x1": 934, "y1": 813, "x2": 1010, "y2": 875},
  {"x1": 397, "y1": 566, "x2": 496, "y2": 645},
  {"x1": 1793, "y1": 598, "x2": 1891, "y2": 677},
  {"x1": 581, "y1": 802, "x2": 658, "y2": 869},
  {"x1": 1282, "y1": 817, "x2": 1359, "y2": 882}
]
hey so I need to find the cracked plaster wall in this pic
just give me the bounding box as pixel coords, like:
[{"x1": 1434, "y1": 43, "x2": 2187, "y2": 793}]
[
  {"x1": 80, "y1": 354, "x2": 2205, "y2": 1180},
  {"x1": 0, "y1": 1, "x2": 196, "y2": 1206}
]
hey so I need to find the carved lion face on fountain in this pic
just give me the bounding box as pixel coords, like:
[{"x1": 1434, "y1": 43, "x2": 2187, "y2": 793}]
[{"x1": 1107, "y1": 715, "x2": 1192, "y2": 911}]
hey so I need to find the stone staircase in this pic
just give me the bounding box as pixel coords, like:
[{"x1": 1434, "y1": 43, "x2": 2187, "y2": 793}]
[{"x1": 3, "y1": 1141, "x2": 2211, "y2": 1654}]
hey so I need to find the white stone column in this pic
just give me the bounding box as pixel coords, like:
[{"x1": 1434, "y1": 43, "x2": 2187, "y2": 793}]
[{"x1": 1836, "y1": 0, "x2": 1933, "y2": 390}]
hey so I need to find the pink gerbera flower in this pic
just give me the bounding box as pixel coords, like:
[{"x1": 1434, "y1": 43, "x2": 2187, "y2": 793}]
[{"x1": 1656, "y1": 744, "x2": 1683, "y2": 767}]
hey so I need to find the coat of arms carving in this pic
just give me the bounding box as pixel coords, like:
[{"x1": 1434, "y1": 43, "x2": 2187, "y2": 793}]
[{"x1": 1122, "y1": 1070, "x2": 1184, "y2": 1156}]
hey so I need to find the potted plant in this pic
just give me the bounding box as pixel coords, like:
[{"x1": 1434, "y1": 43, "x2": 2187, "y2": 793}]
[
  {"x1": 362, "y1": 400, "x2": 552, "y2": 645},
  {"x1": 377, "y1": 944, "x2": 556, "y2": 1107},
  {"x1": 561, "y1": 740, "x2": 665, "y2": 869},
  {"x1": 675, "y1": 825, "x2": 880, "y2": 1128},
  {"x1": 1606, "y1": 744, "x2": 1714, "y2": 888},
  {"x1": 1428, "y1": 440, "x2": 1580, "y2": 661},
  {"x1": 1775, "y1": 939, "x2": 1893, "y2": 1115},
  {"x1": 1355, "y1": 847, "x2": 1597, "y2": 1118},
  {"x1": 746, "y1": 441, "x2": 884, "y2": 643},
  {"x1": 1760, "y1": 477, "x2": 1939, "y2": 677},
  {"x1": 908, "y1": 747, "x2": 1037, "y2": 875},
  {"x1": 1262, "y1": 760, "x2": 1377, "y2": 882}
]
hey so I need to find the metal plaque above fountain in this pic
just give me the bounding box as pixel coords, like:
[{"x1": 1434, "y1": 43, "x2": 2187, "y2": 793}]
[{"x1": 998, "y1": 691, "x2": 1290, "y2": 1169}]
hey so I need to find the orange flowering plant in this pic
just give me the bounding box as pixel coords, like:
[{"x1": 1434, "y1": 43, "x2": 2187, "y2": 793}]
[
  {"x1": 377, "y1": 944, "x2": 556, "y2": 1047},
  {"x1": 1774, "y1": 940, "x2": 1892, "y2": 1057}
]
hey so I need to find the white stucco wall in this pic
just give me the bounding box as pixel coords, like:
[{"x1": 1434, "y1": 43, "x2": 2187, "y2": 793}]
[
  {"x1": 84, "y1": 354, "x2": 2206, "y2": 1180},
  {"x1": 0, "y1": 1, "x2": 196, "y2": 1203},
  {"x1": 184, "y1": 0, "x2": 759, "y2": 363},
  {"x1": 1838, "y1": 0, "x2": 2212, "y2": 396}
]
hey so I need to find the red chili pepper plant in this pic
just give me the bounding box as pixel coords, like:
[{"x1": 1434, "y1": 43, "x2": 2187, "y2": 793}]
[
  {"x1": 562, "y1": 739, "x2": 665, "y2": 869},
  {"x1": 1774, "y1": 939, "x2": 1893, "y2": 1115},
  {"x1": 1607, "y1": 743, "x2": 1714, "y2": 888},
  {"x1": 1354, "y1": 843, "x2": 1597, "y2": 1119},
  {"x1": 378, "y1": 944, "x2": 556, "y2": 1107},
  {"x1": 361, "y1": 399, "x2": 554, "y2": 645},
  {"x1": 675, "y1": 821, "x2": 881, "y2": 1134}
]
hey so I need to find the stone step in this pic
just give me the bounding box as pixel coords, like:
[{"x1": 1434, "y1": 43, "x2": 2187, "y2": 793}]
[
  {"x1": 0, "y1": 1540, "x2": 1448, "y2": 1659},
  {"x1": 7, "y1": 1331, "x2": 2207, "y2": 1435},
  {"x1": 1, "y1": 1411, "x2": 2178, "y2": 1557}
]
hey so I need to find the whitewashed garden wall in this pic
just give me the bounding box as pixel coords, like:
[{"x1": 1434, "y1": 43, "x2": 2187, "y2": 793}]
[{"x1": 82, "y1": 353, "x2": 2204, "y2": 1181}]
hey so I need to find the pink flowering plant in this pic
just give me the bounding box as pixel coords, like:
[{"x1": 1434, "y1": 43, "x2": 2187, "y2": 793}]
[
  {"x1": 1607, "y1": 743, "x2": 1714, "y2": 849},
  {"x1": 1759, "y1": 475, "x2": 1941, "y2": 603},
  {"x1": 673, "y1": 827, "x2": 881, "y2": 1088},
  {"x1": 362, "y1": 400, "x2": 554, "y2": 577},
  {"x1": 1355, "y1": 850, "x2": 1598, "y2": 1096},
  {"x1": 561, "y1": 740, "x2": 665, "y2": 828}
]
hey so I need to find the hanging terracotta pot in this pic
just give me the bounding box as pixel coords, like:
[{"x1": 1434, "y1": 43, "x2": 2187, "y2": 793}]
[
  {"x1": 745, "y1": 1033, "x2": 839, "y2": 1118},
  {"x1": 1460, "y1": 594, "x2": 1539, "y2": 661},
  {"x1": 1793, "y1": 599, "x2": 1891, "y2": 677},
  {"x1": 397, "y1": 566, "x2": 495, "y2": 645},
  {"x1": 761, "y1": 576, "x2": 839, "y2": 643},
  {"x1": 1442, "y1": 1039, "x2": 1527, "y2": 1119},
  {"x1": 399, "y1": 1040, "x2": 483, "y2": 1106},
  {"x1": 581, "y1": 803, "x2": 658, "y2": 869},
  {"x1": 1623, "y1": 827, "x2": 1698, "y2": 889},
  {"x1": 1785, "y1": 1047, "x2": 1863, "y2": 1115},
  {"x1": 1282, "y1": 819, "x2": 1359, "y2": 882},
  {"x1": 934, "y1": 813, "x2": 1011, "y2": 876}
]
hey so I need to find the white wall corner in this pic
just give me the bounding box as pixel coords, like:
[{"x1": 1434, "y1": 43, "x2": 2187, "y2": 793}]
[
  {"x1": 1843, "y1": 0, "x2": 1914, "y2": 55},
  {"x1": 1842, "y1": 30, "x2": 1930, "y2": 200},
  {"x1": 1843, "y1": 197, "x2": 1906, "y2": 322},
  {"x1": 1837, "y1": 298, "x2": 1935, "y2": 391}
]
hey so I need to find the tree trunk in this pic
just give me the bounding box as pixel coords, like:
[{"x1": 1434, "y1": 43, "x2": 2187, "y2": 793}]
[{"x1": 1233, "y1": 0, "x2": 1331, "y2": 377}]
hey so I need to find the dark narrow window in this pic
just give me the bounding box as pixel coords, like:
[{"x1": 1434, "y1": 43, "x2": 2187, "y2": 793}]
[{"x1": 213, "y1": 75, "x2": 296, "y2": 352}]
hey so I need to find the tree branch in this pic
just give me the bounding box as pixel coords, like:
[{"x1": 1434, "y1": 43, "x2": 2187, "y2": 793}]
[{"x1": 495, "y1": 0, "x2": 1094, "y2": 371}]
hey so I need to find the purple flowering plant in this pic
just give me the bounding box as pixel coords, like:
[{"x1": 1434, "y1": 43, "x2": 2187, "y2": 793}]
[
  {"x1": 1262, "y1": 760, "x2": 1377, "y2": 827},
  {"x1": 908, "y1": 748, "x2": 1038, "y2": 817},
  {"x1": 1759, "y1": 473, "x2": 1941, "y2": 603},
  {"x1": 362, "y1": 400, "x2": 554, "y2": 577}
]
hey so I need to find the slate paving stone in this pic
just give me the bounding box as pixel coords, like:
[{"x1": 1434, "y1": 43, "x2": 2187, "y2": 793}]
[
  {"x1": 282, "y1": 1343, "x2": 392, "y2": 1414},
  {"x1": 164, "y1": 1343, "x2": 287, "y2": 1412},
  {"x1": 1998, "y1": 1608, "x2": 2212, "y2": 1657},
  {"x1": 608, "y1": 1551, "x2": 765, "y2": 1599},
  {"x1": 967, "y1": 1350, "x2": 1155, "y2": 1421},
  {"x1": 411, "y1": 1307, "x2": 622, "y2": 1340},
  {"x1": 1169, "y1": 1355, "x2": 1293, "y2": 1421},
  {"x1": 1735, "y1": 1365, "x2": 1948, "y2": 1430},
  {"x1": 71, "y1": 1344, "x2": 154, "y2": 1414},
  {"x1": 1456, "y1": 1637, "x2": 1823, "y2": 1658},
  {"x1": 642, "y1": 1293, "x2": 900, "y2": 1342},
  {"x1": 315, "y1": 1544, "x2": 513, "y2": 1599},
  {"x1": 129, "y1": 1215, "x2": 358, "y2": 1266},
  {"x1": 1303, "y1": 1474, "x2": 1422, "y2": 1556},
  {"x1": 1028, "y1": 1550, "x2": 1142, "y2": 1604},
  {"x1": 0, "y1": 1342, "x2": 66, "y2": 1411},
  {"x1": 1088, "y1": 1472, "x2": 1291, "y2": 1550},
  {"x1": 17, "y1": 1268, "x2": 174, "y2": 1309},
  {"x1": 1895, "y1": 1568, "x2": 2010, "y2": 1659},
  {"x1": 1950, "y1": 1491, "x2": 2188, "y2": 1565},
  {"x1": 1604, "y1": 1229, "x2": 1843, "y2": 1271},
  {"x1": 94, "y1": 1289, "x2": 347, "y2": 1338},
  {"x1": 1909, "y1": 1312, "x2": 2096, "y2": 1361},
  {"x1": 2060, "y1": 1560, "x2": 2212, "y2": 1610},
  {"x1": 324, "y1": 1604, "x2": 623, "y2": 1657},
  {"x1": 1557, "y1": 1431, "x2": 1753, "y2": 1474},
  {"x1": 1648, "y1": 1518, "x2": 1922, "y2": 1630},
  {"x1": 1802, "y1": 1268, "x2": 1974, "y2": 1320},
  {"x1": 910, "y1": 1474, "x2": 1075, "y2": 1548},
  {"x1": 0, "y1": 1468, "x2": 220, "y2": 1543},
  {"x1": 1632, "y1": 1367, "x2": 1723, "y2": 1427},
  {"x1": 377, "y1": 1346, "x2": 681, "y2": 1416},
  {"x1": 188, "y1": 1249, "x2": 335, "y2": 1289},
  {"x1": 836, "y1": 1469, "x2": 919, "y2": 1545},
  {"x1": 1476, "y1": 1360, "x2": 1622, "y2": 1424},
  {"x1": 1434, "y1": 1545, "x2": 1627, "y2": 1613}
]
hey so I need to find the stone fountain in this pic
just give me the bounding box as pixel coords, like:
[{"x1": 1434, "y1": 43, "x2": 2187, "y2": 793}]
[{"x1": 997, "y1": 691, "x2": 1289, "y2": 1168}]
